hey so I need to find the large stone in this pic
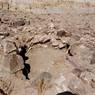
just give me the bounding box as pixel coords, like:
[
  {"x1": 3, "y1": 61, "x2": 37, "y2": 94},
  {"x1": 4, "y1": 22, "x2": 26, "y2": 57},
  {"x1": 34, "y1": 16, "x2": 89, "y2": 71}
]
[
  {"x1": 38, "y1": 35, "x2": 51, "y2": 43},
  {"x1": 0, "y1": 39, "x2": 24, "y2": 74},
  {"x1": 32, "y1": 34, "x2": 51, "y2": 44},
  {"x1": 67, "y1": 44, "x2": 93, "y2": 68},
  {"x1": 2, "y1": 53, "x2": 24, "y2": 74},
  {"x1": 2, "y1": 38, "x2": 16, "y2": 54}
]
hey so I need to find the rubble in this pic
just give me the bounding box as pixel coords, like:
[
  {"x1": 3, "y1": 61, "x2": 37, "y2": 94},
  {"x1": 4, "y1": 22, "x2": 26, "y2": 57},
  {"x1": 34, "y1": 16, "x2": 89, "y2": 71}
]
[{"x1": 0, "y1": 7, "x2": 95, "y2": 95}]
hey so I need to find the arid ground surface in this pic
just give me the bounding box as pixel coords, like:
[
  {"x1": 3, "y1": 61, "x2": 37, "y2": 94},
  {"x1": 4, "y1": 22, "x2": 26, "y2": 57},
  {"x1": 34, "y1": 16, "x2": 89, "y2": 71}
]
[{"x1": 0, "y1": 1, "x2": 95, "y2": 95}]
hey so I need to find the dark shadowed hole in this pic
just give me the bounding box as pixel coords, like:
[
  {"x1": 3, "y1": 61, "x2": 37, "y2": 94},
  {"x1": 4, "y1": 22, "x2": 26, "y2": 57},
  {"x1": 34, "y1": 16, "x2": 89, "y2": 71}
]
[
  {"x1": 0, "y1": 89, "x2": 7, "y2": 95},
  {"x1": 56, "y1": 91, "x2": 78, "y2": 95},
  {"x1": 18, "y1": 45, "x2": 28, "y2": 62},
  {"x1": 22, "y1": 63, "x2": 31, "y2": 80},
  {"x1": 68, "y1": 49, "x2": 73, "y2": 56},
  {"x1": 16, "y1": 45, "x2": 31, "y2": 80}
]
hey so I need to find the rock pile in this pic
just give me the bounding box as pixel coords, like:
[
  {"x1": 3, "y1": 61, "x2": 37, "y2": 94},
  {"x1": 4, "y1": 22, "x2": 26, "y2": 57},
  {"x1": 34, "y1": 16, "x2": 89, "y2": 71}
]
[{"x1": 0, "y1": 11, "x2": 95, "y2": 95}]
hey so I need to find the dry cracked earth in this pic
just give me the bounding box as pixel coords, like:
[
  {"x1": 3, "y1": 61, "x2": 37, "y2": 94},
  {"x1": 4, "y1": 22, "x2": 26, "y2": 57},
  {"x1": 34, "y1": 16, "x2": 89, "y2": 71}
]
[{"x1": 0, "y1": 9, "x2": 95, "y2": 95}]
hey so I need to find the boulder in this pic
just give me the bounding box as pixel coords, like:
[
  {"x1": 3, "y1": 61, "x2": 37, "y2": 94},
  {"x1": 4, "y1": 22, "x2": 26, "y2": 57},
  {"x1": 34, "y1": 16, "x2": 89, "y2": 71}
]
[
  {"x1": 0, "y1": 39, "x2": 24, "y2": 74},
  {"x1": 32, "y1": 34, "x2": 51, "y2": 44},
  {"x1": 2, "y1": 38, "x2": 16, "y2": 54},
  {"x1": 2, "y1": 53, "x2": 24, "y2": 73}
]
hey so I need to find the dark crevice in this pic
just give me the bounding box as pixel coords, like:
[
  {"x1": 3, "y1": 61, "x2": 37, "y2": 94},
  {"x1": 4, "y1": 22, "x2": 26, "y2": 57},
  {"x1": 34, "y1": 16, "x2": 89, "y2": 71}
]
[
  {"x1": 68, "y1": 49, "x2": 73, "y2": 56},
  {"x1": 14, "y1": 43, "x2": 31, "y2": 80},
  {"x1": 22, "y1": 63, "x2": 30, "y2": 80},
  {"x1": 56, "y1": 91, "x2": 78, "y2": 95},
  {"x1": 0, "y1": 89, "x2": 7, "y2": 95}
]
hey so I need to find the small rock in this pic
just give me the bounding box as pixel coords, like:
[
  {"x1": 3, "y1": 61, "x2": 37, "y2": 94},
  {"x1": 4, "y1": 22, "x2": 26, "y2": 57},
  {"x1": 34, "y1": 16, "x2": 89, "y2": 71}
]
[
  {"x1": 61, "y1": 37, "x2": 70, "y2": 43},
  {"x1": 39, "y1": 35, "x2": 51, "y2": 43},
  {"x1": 48, "y1": 22, "x2": 55, "y2": 29},
  {"x1": 12, "y1": 18, "x2": 25, "y2": 27},
  {"x1": 32, "y1": 34, "x2": 50, "y2": 44},
  {"x1": 57, "y1": 29, "x2": 70, "y2": 37},
  {"x1": 32, "y1": 35, "x2": 40, "y2": 44},
  {"x1": 91, "y1": 79, "x2": 95, "y2": 88},
  {"x1": 58, "y1": 42, "x2": 66, "y2": 49},
  {"x1": 51, "y1": 38, "x2": 59, "y2": 47}
]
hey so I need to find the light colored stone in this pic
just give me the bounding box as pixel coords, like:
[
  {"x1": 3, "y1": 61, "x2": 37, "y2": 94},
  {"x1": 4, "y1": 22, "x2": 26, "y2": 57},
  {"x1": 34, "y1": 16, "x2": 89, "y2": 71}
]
[
  {"x1": 38, "y1": 34, "x2": 51, "y2": 43},
  {"x1": 2, "y1": 38, "x2": 16, "y2": 54},
  {"x1": 51, "y1": 38, "x2": 59, "y2": 47},
  {"x1": 61, "y1": 37, "x2": 70, "y2": 44},
  {"x1": 58, "y1": 42, "x2": 66, "y2": 49},
  {"x1": 2, "y1": 53, "x2": 24, "y2": 74},
  {"x1": 48, "y1": 22, "x2": 55, "y2": 29},
  {"x1": 32, "y1": 35, "x2": 40, "y2": 44},
  {"x1": 54, "y1": 74, "x2": 69, "y2": 92}
]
